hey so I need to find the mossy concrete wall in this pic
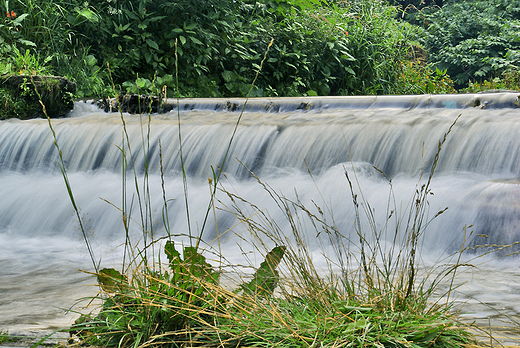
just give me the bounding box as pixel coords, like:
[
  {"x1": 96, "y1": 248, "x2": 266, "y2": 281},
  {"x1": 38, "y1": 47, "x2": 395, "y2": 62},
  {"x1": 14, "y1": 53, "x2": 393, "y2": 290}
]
[{"x1": 0, "y1": 75, "x2": 75, "y2": 119}]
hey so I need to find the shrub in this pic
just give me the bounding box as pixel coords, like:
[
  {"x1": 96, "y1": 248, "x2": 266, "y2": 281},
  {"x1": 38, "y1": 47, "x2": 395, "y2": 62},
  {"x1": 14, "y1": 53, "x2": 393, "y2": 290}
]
[
  {"x1": 396, "y1": 61, "x2": 456, "y2": 94},
  {"x1": 0, "y1": 0, "x2": 440, "y2": 97},
  {"x1": 57, "y1": 0, "x2": 422, "y2": 97},
  {"x1": 422, "y1": 0, "x2": 520, "y2": 88},
  {"x1": 460, "y1": 67, "x2": 520, "y2": 92}
]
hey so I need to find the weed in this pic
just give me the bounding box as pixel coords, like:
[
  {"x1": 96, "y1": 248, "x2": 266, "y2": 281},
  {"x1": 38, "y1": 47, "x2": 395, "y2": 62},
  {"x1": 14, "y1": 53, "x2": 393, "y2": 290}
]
[
  {"x1": 397, "y1": 61, "x2": 456, "y2": 94},
  {"x1": 461, "y1": 67, "x2": 520, "y2": 93},
  {"x1": 0, "y1": 330, "x2": 8, "y2": 344}
]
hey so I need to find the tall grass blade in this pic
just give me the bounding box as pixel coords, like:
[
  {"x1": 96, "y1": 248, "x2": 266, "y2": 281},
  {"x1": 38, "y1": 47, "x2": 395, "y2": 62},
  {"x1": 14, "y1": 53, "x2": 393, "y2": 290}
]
[
  {"x1": 32, "y1": 75, "x2": 98, "y2": 273},
  {"x1": 195, "y1": 38, "x2": 274, "y2": 249},
  {"x1": 174, "y1": 38, "x2": 193, "y2": 245}
]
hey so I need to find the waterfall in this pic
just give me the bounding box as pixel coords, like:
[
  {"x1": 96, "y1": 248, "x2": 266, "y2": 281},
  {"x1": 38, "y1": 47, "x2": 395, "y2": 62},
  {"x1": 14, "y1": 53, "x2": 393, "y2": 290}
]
[
  {"x1": 3, "y1": 99, "x2": 520, "y2": 177},
  {"x1": 2, "y1": 96, "x2": 520, "y2": 245}
]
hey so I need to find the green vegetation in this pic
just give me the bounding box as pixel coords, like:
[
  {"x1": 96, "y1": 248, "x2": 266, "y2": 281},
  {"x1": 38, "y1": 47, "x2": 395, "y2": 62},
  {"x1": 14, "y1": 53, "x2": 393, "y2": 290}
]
[
  {"x1": 0, "y1": 330, "x2": 7, "y2": 344},
  {"x1": 0, "y1": 0, "x2": 456, "y2": 99},
  {"x1": 0, "y1": 331, "x2": 19, "y2": 345},
  {"x1": 0, "y1": 74, "x2": 75, "y2": 119},
  {"x1": 2, "y1": 0, "x2": 518, "y2": 101},
  {"x1": 3, "y1": 0, "x2": 518, "y2": 100},
  {"x1": 71, "y1": 233, "x2": 479, "y2": 348},
  {"x1": 416, "y1": 0, "x2": 520, "y2": 89}
]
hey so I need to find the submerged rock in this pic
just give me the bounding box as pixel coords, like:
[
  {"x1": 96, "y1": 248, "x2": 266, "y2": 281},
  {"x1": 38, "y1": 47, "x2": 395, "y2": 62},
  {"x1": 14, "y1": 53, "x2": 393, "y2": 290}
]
[{"x1": 0, "y1": 74, "x2": 76, "y2": 119}]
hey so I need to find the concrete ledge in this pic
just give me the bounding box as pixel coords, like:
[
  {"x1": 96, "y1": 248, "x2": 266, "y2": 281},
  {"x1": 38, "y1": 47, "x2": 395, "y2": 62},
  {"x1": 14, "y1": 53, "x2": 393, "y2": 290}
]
[{"x1": 99, "y1": 92, "x2": 520, "y2": 114}]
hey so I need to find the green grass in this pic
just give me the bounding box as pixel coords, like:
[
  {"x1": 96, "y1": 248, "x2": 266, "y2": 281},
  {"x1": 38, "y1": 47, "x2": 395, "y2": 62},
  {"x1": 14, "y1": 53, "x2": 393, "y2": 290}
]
[
  {"x1": 0, "y1": 331, "x2": 24, "y2": 345},
  {"x1": 0, "y1": 330, "x2": 8, "y2": 344},
  {"x1": 68, "y1": 239, "x2": 478, "y2": 348}
]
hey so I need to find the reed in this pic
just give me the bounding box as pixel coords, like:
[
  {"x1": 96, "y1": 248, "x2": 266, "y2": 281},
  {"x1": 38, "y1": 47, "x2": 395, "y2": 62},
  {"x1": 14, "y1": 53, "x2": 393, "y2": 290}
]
[{"x1": 28, "y1": 74, "x2": 99, "y2": 273}]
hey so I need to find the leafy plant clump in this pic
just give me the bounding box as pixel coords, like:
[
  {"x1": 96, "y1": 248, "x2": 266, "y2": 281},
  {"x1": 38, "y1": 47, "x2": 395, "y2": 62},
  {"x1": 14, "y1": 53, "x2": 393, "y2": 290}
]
[
  {"x1": 461, "y1": 68, "x2": 520, "y2": 93},
  {"x1": 398, "y1": 60, "x2": 456, "y2": 94},
  {"x1": 71, "y1": 237, "x2": 477, "y2": 348},
  {"x1": 72, "y1": 243, "x2": 287, "y2": 347}
]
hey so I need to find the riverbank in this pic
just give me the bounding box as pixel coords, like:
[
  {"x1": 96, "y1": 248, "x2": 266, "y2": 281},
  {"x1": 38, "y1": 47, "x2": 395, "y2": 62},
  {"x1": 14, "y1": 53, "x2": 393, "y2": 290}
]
[{"x1": 0, "y1": 75, "x2": 75, "y2": 119}]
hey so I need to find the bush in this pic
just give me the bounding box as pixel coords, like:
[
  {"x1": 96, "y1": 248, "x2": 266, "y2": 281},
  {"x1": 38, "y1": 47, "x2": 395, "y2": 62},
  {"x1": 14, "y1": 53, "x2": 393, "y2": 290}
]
[
  {"x1": 397, "y1": 61, "x2": 456, "y2": 94},
  {"x1": 460, "y1": 67, "x2": 520, "y2": 92},
  {"x1": 0, "y1": 0, "x2": 110, "y2": 97},
  {"x1": 422, "y1": 0, "x2": 520, "y2": 88},
  {"x1": 0, "y1": 0, "x2": 425, "y2": 97},
  {"x1": 249, "y1": 1, "x2": 420, "y2": 96}
]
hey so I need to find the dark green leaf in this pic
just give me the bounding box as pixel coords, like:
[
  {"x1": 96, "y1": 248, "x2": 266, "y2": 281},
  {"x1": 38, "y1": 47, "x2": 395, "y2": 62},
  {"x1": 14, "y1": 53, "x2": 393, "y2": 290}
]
[
  {"x1": 97, "y1": 268, "x2": 126, "y2": 293},
  {"x1": 189, "y1": 36, "x2": 204, "y2": 45},
  {"x1": 165, "y1": 241, "x2": 180, "y2": 266},
  {"x1": 146, "y1": 39, "x2": 159, "y2": 50}
]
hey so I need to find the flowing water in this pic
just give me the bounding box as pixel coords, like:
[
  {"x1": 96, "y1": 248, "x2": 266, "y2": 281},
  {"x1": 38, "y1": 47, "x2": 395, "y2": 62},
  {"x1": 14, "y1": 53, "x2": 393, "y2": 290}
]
[{"x1": 1, "y1": 94, "x2": 520, "y2": 343}]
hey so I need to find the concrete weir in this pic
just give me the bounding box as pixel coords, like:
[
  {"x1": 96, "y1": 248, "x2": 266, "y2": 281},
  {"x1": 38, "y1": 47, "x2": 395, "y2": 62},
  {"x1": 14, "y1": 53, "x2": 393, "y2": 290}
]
[
  {"x1": 101, "y1": 91, "x2": 520, "y2": 114},
  {"x1": 164, "y1": 92, "x2": 520, "y2": 112}
]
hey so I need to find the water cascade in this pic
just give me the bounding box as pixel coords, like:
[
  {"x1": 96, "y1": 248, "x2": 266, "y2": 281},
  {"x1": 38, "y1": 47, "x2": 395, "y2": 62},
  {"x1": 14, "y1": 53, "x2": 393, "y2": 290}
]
[{"x1": 1, "y1": 93, "x2": 520, "y2": 337}]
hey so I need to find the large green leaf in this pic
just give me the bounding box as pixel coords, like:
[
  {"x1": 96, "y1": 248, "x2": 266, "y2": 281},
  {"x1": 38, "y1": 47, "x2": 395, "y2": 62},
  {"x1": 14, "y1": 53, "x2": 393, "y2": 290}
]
[
  {"x1": 97, "y1": 268, "x2": 127, "y2": 293},
  {"x1": 145, "y1": 39, "x2": 159, "y2": 50},
  {"x1": 241, "y1": 245, "x2": 286, "y2": 297},
  {"x1": 165, "y1": 240, "x2": 180, "y2": 267}
]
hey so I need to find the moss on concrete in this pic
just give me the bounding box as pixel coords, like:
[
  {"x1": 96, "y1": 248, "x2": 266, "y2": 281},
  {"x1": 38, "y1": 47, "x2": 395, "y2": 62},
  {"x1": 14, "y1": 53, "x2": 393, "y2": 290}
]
[{"x1": 0, "y1": 75, "x2": 75, "y2": 119}]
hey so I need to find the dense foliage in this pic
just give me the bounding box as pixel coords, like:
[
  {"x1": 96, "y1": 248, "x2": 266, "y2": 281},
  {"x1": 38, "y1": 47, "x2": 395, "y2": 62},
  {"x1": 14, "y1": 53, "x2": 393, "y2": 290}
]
[
  {"x1": 1, "y1": 0, "x2": 518, "y2": 99},
  {"x1": 75, "y1": 0, "x2": 429, "y2": 97},
  {"x1": 0, "y1": 0, "x2": 452, "y2": 98},
  {"x1": 419, "y1": 0, "x2": 520, "y2": 88}
]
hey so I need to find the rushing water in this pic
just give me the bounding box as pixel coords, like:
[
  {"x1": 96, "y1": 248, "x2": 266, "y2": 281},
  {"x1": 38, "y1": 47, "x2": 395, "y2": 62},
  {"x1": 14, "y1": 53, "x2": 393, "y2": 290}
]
[{"x1": 1, "y1": 94, "x2": 520, "y2": 342}]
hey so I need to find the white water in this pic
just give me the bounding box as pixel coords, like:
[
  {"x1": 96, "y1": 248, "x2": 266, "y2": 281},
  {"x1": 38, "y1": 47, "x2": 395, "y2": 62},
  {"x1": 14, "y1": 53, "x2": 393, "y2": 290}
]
[{"x1": 1, "y1": 96, "x2": 520, "y2": 342}]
